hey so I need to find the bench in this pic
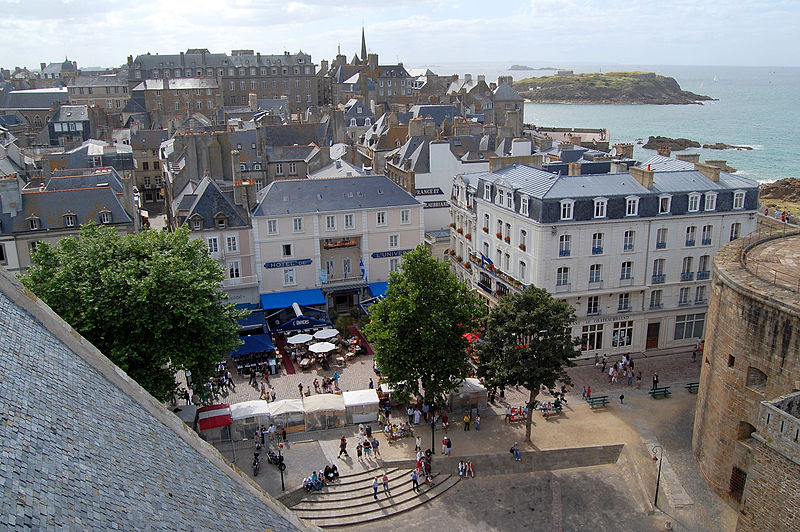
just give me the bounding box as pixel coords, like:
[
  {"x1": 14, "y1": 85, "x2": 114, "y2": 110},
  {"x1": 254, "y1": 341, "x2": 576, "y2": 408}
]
[
  {"x1": 649, "y1": 386, "x2": 672, "y2": 399},
  {"x1": 685, "y1": 382, "x2": 699, "y2": 393},
  {"x1": 587, "y1": 395, "x2": 609, "y2": 408}
]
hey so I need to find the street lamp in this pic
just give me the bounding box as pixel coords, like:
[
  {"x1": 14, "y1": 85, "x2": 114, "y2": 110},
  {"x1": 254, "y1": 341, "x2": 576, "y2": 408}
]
[
  {"x1": 652, "y1": 445, "x2": 664, "y2": 508},
  {"x1": 278, "y1": 443, "x2": 285, "y2": 491},
  {"x1": 430, "y1": 414, "x2": 436, "y2": 455}
]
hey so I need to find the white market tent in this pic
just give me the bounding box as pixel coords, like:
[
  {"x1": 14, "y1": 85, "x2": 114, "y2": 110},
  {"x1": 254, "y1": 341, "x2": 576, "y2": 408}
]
[
  {"x1": 229, "y1": 400, "x2": 271, "y2": 441},
  {"x1": 268, "y1": 399, "x2": 306, "y2": 433},
  {"x1": 343, "y1": 389, "x2": 380, "y2": 424},
  {"x1": 449, "y1": 378, "x2": 488, "y2": 413},
  {"x1": 303, "y1": 393, "x2": 346, "y2": 431},
  {"x1": 313, "y1": 328, "x2": 340, "y2": 340}
]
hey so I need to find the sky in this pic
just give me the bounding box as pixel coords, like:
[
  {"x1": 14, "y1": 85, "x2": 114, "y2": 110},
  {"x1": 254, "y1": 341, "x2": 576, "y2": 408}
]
[{"x1": 2, "y1": 0, "x2": 799, "y2": 71}]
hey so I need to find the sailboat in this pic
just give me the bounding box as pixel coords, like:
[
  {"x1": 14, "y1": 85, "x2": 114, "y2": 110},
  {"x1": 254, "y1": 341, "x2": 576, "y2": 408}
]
[{"x1": 713, "y1": 75, "x2": 718, "y2": 82}]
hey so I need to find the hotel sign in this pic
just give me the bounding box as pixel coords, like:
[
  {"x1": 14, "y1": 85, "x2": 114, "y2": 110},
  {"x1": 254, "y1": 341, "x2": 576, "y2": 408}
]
[
  {"x1": 264, "y1": 258, "x2": 312, "y2": 269},
  {"x1": 586, "y1": 314, "x2": 630, "y2": 324},
  {"x1": 371, "y1": 249, "x2": 413, "y2": 259},
  {"x1": 424, "y1": 201, "x2": 450, "y2": 209},
  {"x1": 415, "y1": 187, "x2": 443, "y2": 196}
]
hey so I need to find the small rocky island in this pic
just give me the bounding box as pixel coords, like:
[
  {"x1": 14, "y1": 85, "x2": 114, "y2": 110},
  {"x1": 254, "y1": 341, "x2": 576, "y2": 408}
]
[
  {"x1": 643, "y1": 136, "x2": 753, "y2": 151},
  {"x1": 515, "y1": 71, "x2": 714, "y2": 104}
]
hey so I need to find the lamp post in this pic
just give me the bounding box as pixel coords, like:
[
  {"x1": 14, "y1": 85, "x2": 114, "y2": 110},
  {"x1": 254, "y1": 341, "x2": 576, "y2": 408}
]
[
  {"x1": 652, "y1": 445, "x2": 663, "y2": 508},
  {"x1": 278, "y1": 443, "x2": 285, "y2": 491},
  {"x1": 430, "y1": 413, "x2": 436, "y2": 455}
]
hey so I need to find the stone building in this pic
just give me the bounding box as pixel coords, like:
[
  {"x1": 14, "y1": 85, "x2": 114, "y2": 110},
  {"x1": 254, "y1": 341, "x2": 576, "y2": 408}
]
[
  {"x1": 736, "y1": 392, "x2": 800, "y2": 532},
  {"x1": 130, "y1": 129, "x2": 169, "y2": 206},
  {"x1": 131, "y1": 78, "x2": 224, "y2": 119},
  {"x1": 67, "y1": 72, "x2": 130, "y2": 111},
  {"x1": 692, "y1": 227, "x2": 800, "y2": 508}
]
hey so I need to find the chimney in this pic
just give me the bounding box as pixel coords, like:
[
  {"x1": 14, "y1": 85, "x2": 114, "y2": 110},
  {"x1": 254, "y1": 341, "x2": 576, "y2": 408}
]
[
  {"x1": 704, "y1": 160, "x2": 727, "y2": 171},
  {"x1": 629, "y1": 166, "x2": 654, "y2": 189},
  {"x1": 408, "y1": 117, "x2": 424, "y2": 138},
  {"x1": 0, "y1": 175, "x2": 23, "y2": 216},
  {"x1": 320, "y1": 59, "x2": 329, "y2": 74},
  {"x1": 248, "y1": 92, "x2": 258, "y2": 111},
  {"x1": 256, "y1": 52, "x2": 261, "y2": 63},
  {"x1": 367, "y1": 53, "x2": 378, "y2": 73},
  {"x1": 657, "y1": 146, "x2": 671, "y2": 157},
  {"x1": 231, "y1": 149, "x2": 242, "y2": 183},
  {"x1": 675, "y1": 153, "x2": 700, "y2": 163},
  {"x1": 180, "y1": 51, "x2": 185, "y2": 66},
  {"x1": 610, "y1": 161, "x2": 628, "y2": 174},
  {"x1": 694, "y1": 162, "x2": 720, "y2": 182},
  {"x1": 127, "y1": 55, "x2": 133, "y2": 68},
  {"x1": 613, "y1": 143, "x2": 634, "y2": 159},
  {"x1": 464, "y1": 73, "x2": 472, "y2": 82},
  {"x1": 568, "y1": 162, "x2": 581, "y2": 176},
  {"x1": 40, "y1": 62, "x2": 46, "y2": 71},
  {"x1": 477, "y1": 75, "x2": 485, "y2": 83},
  {"x1": 121, "y1": 174, "x2": 139, "y2": 231}
]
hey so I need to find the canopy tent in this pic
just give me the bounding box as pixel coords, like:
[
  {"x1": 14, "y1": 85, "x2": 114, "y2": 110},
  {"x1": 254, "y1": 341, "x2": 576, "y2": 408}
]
[
  {"x1": 313, "y1": 328, "x2": 340, "y2": 340},
  {"x1": 449, "y1": 378, "x2": 488, "y2": 413},
  {"x1": 270, "y1": 314, "x2": 333, "y2": 333},
  {"x1": 261, "y1": 288, "x2": 326, "y2": 311},
  {"x1": 230, "y1": 333, "x2": 275, "y2": 358},
  {"x1": 287, "y1": 333, "x2": 314, "y2": 345},
  {"x1": 309, "y1": 341, "x2": 336, "y2": 354},
  {"x1": 229, "y1": 400, "x2": 271, "y2": 441},
  {"x1": 267, "y1": 399, "x2": 305, "y2": 433},
  {"x1": 303, "y1": 393, "x2": 346, "y2": 431},
  {"x1": 268, "y1": 302, "x2": 332, "y2": 333},
  {"x1": 343, "y1": 389, "x2": 380, "y2": 424}
]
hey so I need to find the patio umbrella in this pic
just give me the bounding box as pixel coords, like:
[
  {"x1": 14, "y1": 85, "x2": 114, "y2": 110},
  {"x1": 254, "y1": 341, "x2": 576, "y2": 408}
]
[
  {"x1": 287, "y1": 333, "x2": 314, "y2": 345},
  {"x1": 309, "y1": 341, "x2": 337, "y2": 354},
  {"x1": 314, "y1": 328, "x2": 340, "y2": 340}
]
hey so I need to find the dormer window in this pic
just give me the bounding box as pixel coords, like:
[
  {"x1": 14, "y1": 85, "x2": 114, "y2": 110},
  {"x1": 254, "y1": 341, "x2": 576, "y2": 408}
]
[
  {"x1": 28, "y1": 216, "x2": 40, "y2": 230},
  {"x1": 658, "y1": 194, "x2": 672, "y2": 215},
  {"x1": 64, "y1": 214, "x2": 76, "y2": 228},
  {"x1": 216, "y1": 217, "x2": 226, "y2": 229},
  {"x1": 520, "y1": 197, "x2": 529, "y2": 216},
  {"x1": 688, "y1": 192, "x2": 701, "y2": 212},
  {"x1": 704, "y1": 192, "x2": 717, "y2": 211},
  {"x1": 625, "y1": 196, "x2": 640, "y2": 216},
  {"x1": 192, "y1": 219, "x2": 202, "y2": 231},
  {"x1": 483, "y1": 183, "x2": 492, "y2": 201},
  {"x1": 593, "y1": 198, "x2": 607, "y2": 218},
  {"x1": 99, "y1": 210, "x2": 111, "y2": 224},
  {"x1": 733, "y1": 190, "x2": 745, "y2": 209},
  {"x1": 496, "y1": 189, "x2": 504, "y2": 206},
  {"x1": 560, "y1": 199, "x2": 574, "y2": 220}
]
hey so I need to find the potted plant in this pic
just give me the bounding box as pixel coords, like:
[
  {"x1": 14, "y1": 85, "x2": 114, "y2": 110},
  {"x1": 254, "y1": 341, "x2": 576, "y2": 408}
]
[
  {"x1": 451, "y1": 195, "x2": 457, "y2": 200},
  {"x1": 504, "y1": 236, "x2": 511, "y2": 243},
  {"x1": 519, "y1": 244, "x2": 526, "y2": 251},
  {"x1": 465, "y1": 233, "x2": 472, "y2": 240},
  {"x1": 467, "y1": 204, "x2": 473, "y2": 209},
  {"x1": 465, "y1": 262, "x2": 471, "y2": 269},
  {"x1": 457, "y1": 227, "x2": 464, "y2": 234},
  {"x1": 483, "y1": 227, "x2": 489, "y2": 233},
  {"x1": 449, "y1": 249, "x2": 456, "y2": 256},
  {"x1": 449, "y1": 222, "x2": 456, "y2": 228},
  {"x1": 496, "y1": 232, "x2": 502, "y2": 239},
  {"x1": 456, "y1": 255, "x2": 463, "y2": 262}
]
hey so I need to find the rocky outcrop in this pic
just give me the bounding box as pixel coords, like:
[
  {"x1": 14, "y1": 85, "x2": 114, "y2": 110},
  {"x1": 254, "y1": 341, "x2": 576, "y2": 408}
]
[
  {"x1": 642, "y1": 136, "x2": 700, "y2": 151},
  {"x1": 760, "y1": 178, "x2": 800, "y2": 203},
  {"x1": 702, "y1": 142, "x2": 753, "y2": 150},
  {"x1": 515, "y1": 71, "x2": 715, "y2": 105}
]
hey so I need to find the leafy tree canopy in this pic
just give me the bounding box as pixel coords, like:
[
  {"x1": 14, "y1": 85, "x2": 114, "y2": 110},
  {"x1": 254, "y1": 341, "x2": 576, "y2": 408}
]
[
  {"x1": 20, "y1": 224, "x2": 244, "y2": 401},
  {"x1": 363, "y1": 245, "x2": 484, "y2": 404},
  {"x1": 476, "y1": 286, "x2": 580, "y2": 441}
]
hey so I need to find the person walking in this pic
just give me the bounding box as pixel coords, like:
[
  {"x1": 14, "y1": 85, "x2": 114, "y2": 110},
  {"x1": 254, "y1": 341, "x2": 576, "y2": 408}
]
[
  {"x1": 446, "y1": 436, "x2": 452, "y2": 456},
  {"x1": 442, "y1": 436, "x2": 448, "y2": 455},
  {"x1": 474, "y1": 414, "x2": 481, "y2": 431},
  {"x1": 463, "y1": 413, "x2": 470, "y2": 431},
  {"x1": 298, "y1": 383, "x2": 304, "y2": 398},
  {"x1": 466, "y1": 460, "x2": 474, "y2": 478},
  {"x1": 413, "y1": 408, "x2": 422, "y2": 425},
  {"x1": 504, "y1": 406, "x2": 512, "y2": 423},
  {"x1": 512, "y1": 442, "x2": 521, "y2": 461},
  {"x1": 382, "y1": 473, "x2": 390, "y2": 496},
  {"x1": 407, "y1": 406, "x2": 414, "y2": 424},
  {"x1": 369, "y1": 378, "x2": 374, "y2": 389},
  {"x1": 356, "y1": 442, "x2": 363, "y2": 460},
  {"x1": 581, "y1": 386, "x2": 587, "y2": 401},
  {"x1": 442, "y1": 412, "x2": 449, "y2": 433},
  {"x1": 410, "y1": 469, "x2": 420, "y2": 492},
  {"x1": 652, "y1": 372, "x2": 659, "y2": 390},
  {"x1": 372, "y1": 477, "x2": 379, "y2": 500},
  {"x1": 586, "y1": 386, "x2": 592, "y2": 401},
  {"x1": 338, "y1": 435, "x2": 348, "y2": 458},
  {"x1": 636, "y1": 371, "x2": 642, "y2": 389},
  {"x1": 371, "y1": 437, "x2": 381, "y2": 458},
  {"x1": 415, "y1": 435, "x2": 422, "y2": 452}
]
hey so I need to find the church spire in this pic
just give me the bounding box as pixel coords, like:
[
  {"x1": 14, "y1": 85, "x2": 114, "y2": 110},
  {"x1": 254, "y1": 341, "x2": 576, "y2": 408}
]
[{"x1": 360, "y1": 27, "x2": 367, "y2": 62}]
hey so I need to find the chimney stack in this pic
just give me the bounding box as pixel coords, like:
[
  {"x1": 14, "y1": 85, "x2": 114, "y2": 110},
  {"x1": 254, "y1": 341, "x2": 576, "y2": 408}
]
[
  {"x1": 568, "y1": 162, "x2": 581, "y2": 176},
  {"x1": 248, "y1": 92, "x2": 258, "y2": 111},
  {"x1": 629, "y1": 166, "x2": 654, "y2": 189},
  {"x1": 676, "y1": 153, "x2": 700, "y2": 163},
  {"x1": 694, "y1": 162, "x2": 720, "y2": 182},
  {"x1": 657, "y1": 146, "x2": 671, "y2": 157}
]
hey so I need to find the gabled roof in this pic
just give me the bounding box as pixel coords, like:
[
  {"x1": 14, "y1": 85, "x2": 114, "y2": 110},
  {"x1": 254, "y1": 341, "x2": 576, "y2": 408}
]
[
  {"x1": 493, "y1": 82, "x2": 523, "y2": 101},
  {"x1": 308, "y1": 159, "x2": 368, "y2": 179},
  {"x1": 131, "y1": 129, "x2": 170, "y2": 149},
  {"x1": 173, "y1": 175, "x2": 249, "y2": 229},
  {"x1": 54, "y1": 105, "x2": 88, "y2": 122},
  {"x1": 266, "y1": 144, "x2": 319, "y2": 163},
  {"x1": 409, "y1": 104, "x2": 461, "y2": 127},
  {"x1": 637, "y1": 154, "x2": 695, "y2": 172},
  {"x1": 0, "y1": 88, "x2": 68, "y2": 110},
  {"x1": 253, "y1": 175, "x2": 420, "y2": 216}
]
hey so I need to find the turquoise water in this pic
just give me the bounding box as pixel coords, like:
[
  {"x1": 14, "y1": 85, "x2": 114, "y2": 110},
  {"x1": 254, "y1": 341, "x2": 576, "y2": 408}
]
[{"x1": 411, "y1": 62, "x2": 799, "y2": 183}]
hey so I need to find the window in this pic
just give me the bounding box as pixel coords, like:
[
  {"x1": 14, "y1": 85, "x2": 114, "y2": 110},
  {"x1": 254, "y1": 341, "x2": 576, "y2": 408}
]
[
  {"x1": 650, "y1": 290, "x2": 663, "y2": 309},
  {"x1": 594, "y1": 198, "x2": 607, "y2": 218},
  {"x1": 267, "y1": 219, "x2": 278, "y2": 235},
  {"x1": 389, "y1": 235, "x2": 399, "y2": 248},
  {"x1": 652, "y1": 258, "x2": 665, "y2": 283},
  {"x1": 704, "y1": 193, "x2": 717, "y2": 211},
  {"x1": 228, "y1": 261, "x2": 240, "y2": 279},
  {"x1": 289, "y1": 162, "x2": 297, "y2": 175},
  {"x1": 612, "y1": 320, "x2": 633, "y2": 346},
  {"x1": 592, "y1": 232, "x2": 604, "y2": 254},
  {"x1": 142, "y1": 161, "x2": 149, "y2": 171},
  {"x1": 28, "y1": 217, "x2": 40, "y2": 230},
  {"x1": 589, "y1": 264, "x2": 602, "y2": 284},
  {"x1": 617, "y1": 294, "x2": 630, "y2": 312},
  {"x1": 626, "y1": 196, "x2": 639, "y2": 216},
  {"x1": 496, "y1": 189, "x2": 504, "y2": 207},
  {"x1": 681, "y1": 257, "x2": 694, "y2": 281},
  {"x1": 674, "y1": 313, "x2": 705, "y2": 340},
  {"x1": 659, "y1": 195, "x2": 672, "y2": 214},
  {"x1": 504, "y1": 223, "x2": 511, "y2": 239},
  {"x1": 733, "y1": 191, "x2": 745, "y2": 209},
  {"x1": 685, "y1": 226, "x2": 696, "y2": 246},
  {"x1": 483, "y1": 213, "x2": 490, "y2": 231},
  {"x1": 620, "y1": 261, "x2": 632, "y2": 280},
  {"x1": 100, "y1": 212, "x2": 111, "y2": 224},
  {"x1": 344, "y1": 213, "x2": 355, "y2": 229},
  {"x1": 698, "y1": 255, "x2": 710, "y2": 279},
  {"x1": 586, "y1": 296, "x2": 600, "y2": 316},
  {"x1": 702, "y1": 225, "x2": 713, "y2": 245},
  {"x1": 326, "y1": 215, "x2": 336, "y2": 230},
  {"x1": 518, "y1": 260, "x2": 527, "y2": 282},
  {"x1": 64, "y1": 214, "x2": 76, "y2": 228},
  {"x1": 275, "y1": 163, "x2": 283, "y2": 175},
  {"x1": 0, "y1": 243, "x2": 5, "y2": 265},
  {"x1": 520, "y1": 197, "x2": 529, "y2": 216},
  {"x1": 618, "y1": 231, "x2": 634, "y2": 253},
  {"x1": 216, "y1": 217, "x2": 226, "y2": 229},
  {"x1": 376, "y1": 211, "x2": 387, "y2": 226},
  {"x1": 292, "y1": 217, "x2": 303, "y2": 233},
  {"x1": 506, "y1": 192, "x2": 513, "y2": 210},
  {"x1": 350, "y1": 118, "x2": 357, "y2": 127},
  {"x1": 728, "y1": 355, "x2": 736, "y2": 367},
  {"x1": 283, "y1": 268, "x2": 296, "y2": 286},
  {"x1": 496, "y1": 220, "x2": 503, "y2": 236},
  {"x1": 556, "y1": 267, "x2": 569, "y2": 286},
  {"x1": 656, "y1": 228, "x2": 668, "y2": 249},
  {"x1": 730, "y1": 223, "x2": 741, "y2": 241},
  {"x1": 558, "y1": 235, "x2": 571, "y2": 257},
  {"x1": 280, "y1": 243, "x2": 292, "y2": 258},
  {"x1": 191, "y1": 220, "x2": 201, "y2": 231},
  {"x1": 226, "y1": 236, "x2": 238, "y2": 253},
  {"x1": 483, "y1": 183, "x2": 492, "y2": 200},
  {"x1": 364, "y1": 117, "x2": 371, "y2": 126},
  {"x1": 695, "y1": 285, "x2": 707, "y2": 303},
  {"x1": 581, "y1": 323, "x2": 603, "y2": 350},
  {"x1": 519, "y1": 229, "x2": 527, "y2": 249},
  {"x1": 560, "y1": 200, "x2": 574, "y2": 220},
  {"x1": 746, "y1": 367, "x2": 767, "y2": 389},
  {"x1": 390, "y1": 258, "x2": 400, "y2": 272},
  {"x1": 688, "y1": 193, "x2": 701, "y2": 212},
  {"x1": 679, "y1": 287, "x2": 690, "y2": 305},
  {"x1": 207, "y1": 237, "x2": 219, "y2": 254},
  {"x1": 401, "y1": 209, "x2": 410, "y2": 224}
]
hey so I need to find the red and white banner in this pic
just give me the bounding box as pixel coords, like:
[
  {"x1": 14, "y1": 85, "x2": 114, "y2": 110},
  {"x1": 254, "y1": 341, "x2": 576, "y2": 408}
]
[{"x1": 197, "y1": 404, "x2": 232, "y2": 431}]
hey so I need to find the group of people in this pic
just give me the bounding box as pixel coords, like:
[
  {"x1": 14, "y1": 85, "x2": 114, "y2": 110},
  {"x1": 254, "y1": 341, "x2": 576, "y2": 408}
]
[
  {"x1": 413, "y1": 449, "x2": 434, "y2": 489},
  {"x1": 383, "y1": 421, "x2": 413, "y2": 442},
  {"x1": 596, "y1": 353, "x2": 642, "y2": 388},
  {"x1": 253, "y1": 424, "x2": 287, "y2": 449},
  {"x1": 302, "y1": 464, "x2": 340, "y2": 492},
  {"x1": 768, "y1": 208, "x2": 794, "y2": 224},
  {"x1": 539, "y1": 398, "x2": 562, "y2": 418},
  {"x1": 297, "y1": 372, "x2": 341, "y2": 398},
  {"x1": 457, "y1": 460, "x2": 475, "y2": 478}
]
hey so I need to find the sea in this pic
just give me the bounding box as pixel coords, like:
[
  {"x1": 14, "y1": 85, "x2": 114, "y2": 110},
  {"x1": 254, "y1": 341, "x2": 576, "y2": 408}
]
[{"x1": 407, "y1": 62, "x2": 799, "y2": 184}]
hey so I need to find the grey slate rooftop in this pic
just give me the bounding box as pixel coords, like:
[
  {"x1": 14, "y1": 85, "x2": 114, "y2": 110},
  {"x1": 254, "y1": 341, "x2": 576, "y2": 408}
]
[{"x1": 0, "y1": 266, "x2": 308, "y2": 531}]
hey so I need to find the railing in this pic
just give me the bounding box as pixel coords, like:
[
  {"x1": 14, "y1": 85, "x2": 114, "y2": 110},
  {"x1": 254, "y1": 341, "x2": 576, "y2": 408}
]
[
  {"x1": 678, "y1": 299, "x2": 690, "y2": 307},
  {"x1": 559, "y1": 249, "x2": 571, "y2": 257},
  {"x1": 652, "y1": 274, "x2": 665, "y2": 284},
  {"x1": 588, "y1": 280, "x2": 603, "y2": 290},
  {"x1": 697, "y1": 271, "x2": 710, "y2": 280},
  {"x1": 477, "y1": 282, "x2": 493, "y2": 295},
  {"x1": 738, "y1": 218, "x2": 800, "y2": 292},
  {"x1": 649, "y1": 302, "x2": 663, "y2": 310},
  {"x1": 592, "y1": 246, "x2": 603, "y2": 255},
  {"x1": 702, "y1": 238, "x2": 712, "y2": 246},
  {"x1": 685, "y1": 239, "x2": 696, "y2": 247},
  {"x1": 586, "y1": 309, "x2": 600, "y2": 316},
  {"x1": 619, "y1": 277, "x2": 634, "y2": 286},
  {"x1": 656, "y1": 242, "x2": 666, "y2": 249},
  {"x1": 680, "y1": 272, "x2": 695, "y2": 281},
  {"x1": 221, "y1": 274, "x2": 258, "y2": 288},
  {"x1": 694, "y1": 298, "x2": 708, "y2": 305},
  {"x1": 555, "y1": 282, "x2": 571, "y2": 293}
]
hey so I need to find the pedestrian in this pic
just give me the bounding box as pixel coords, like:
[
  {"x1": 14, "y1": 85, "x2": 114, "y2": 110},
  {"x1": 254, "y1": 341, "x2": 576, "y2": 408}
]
[
  {"x1": 581, "y1": 386, "x2": 587, "y2": 401},
  {"x1": 407, "y1": 406, "x2": 414, "y2": 424},
  {"x1": 458, "y1": 461, "x2": 465, "y2": 478},
  {"x1": 313, "y1": 378, "x2": 320, "y2": 394},
  {"x1": 333, "y1": 372, "x2": 340, "y2": 390},
  {"x1": 594, "y1": 353, "x2": 599, "y2": 367},
  {"x1": 369, "y1": 378, "x2": 374, "y2": 389},
  {"x1": 363, "y1": 438, "x2": 371, "y2": 458},
  {"x1": 338, "y1": 435, "x2": 348, "y2": 458},
  {"x1": 415, "y1": 435, "x2": 422, "y2": 452},
  {"x1": 627, "y1": 369, "x2": 633, "y2": 386},
  {"x1": 475, "y1": 414, "x2": 481, "y2": 431},
  {"x1": 298, "y1": 383, "x2": 304, "y2": 397},
  {"x1": 463, "y1": 413, "x2": 470, "y2": 431},
  {"x1": 281, "y1": 427, "x2": 287, "y2": 442},
  {"x1": 691, "y1": 349, "x2": 698, "y2": 362},
  {"x1": 413, "y1": 408, "x2": 422, "y2": 425},
  {"x1": 260, "y1": 381, "x2": 267, "y2": 399},
  {"x1": 652, "y1": 372, "x2": 659, "y2": 390},
  {"x1": 636, "y1": 371, "x2": 642, "y2": 389},
  {"x1": 227, "y1": 370, "x2": 236, "y2": 391},
  {"x1": 382, "y1": 473, "x2": 390, "y2": 496},
  {"x1": 371, "y1": 437, "x2": 381, "y2": 458},
  {"x1": 249, "y1": 369, "x2": 257, "y2": 386},
  {"x1": 619, "y1": 394, "x2": 625, "y2": 404},
  {"x1": 446, "y1": 436, "x2": 452, "y2": 456},
  {"x1": 601, "y1": 355, "x2": 607, "y2": 373},
  {"x1": 270, "y1": 389, "x2": 276, "y2": 402},
  {"x1": 411, "y1": 469, "x2": 420, "y2": 492},
  {"x1": 511, "y1": 442, "x2": 521, "y2": 461},
  {"x1": 372, "y1": 477, "x2": 379, "y2": 500},
  {"x1": 356, "y1": 442, "x2": 363, "y2": 460},
  {"x1": 505, "y1": 406, "x2": 512, "y2": 423},
  {"x1": 442, "y1": 412, "x2": 449, "y2": 432},
  {"x1": 466, "y1": 460, "x2": 474, "y2": 478},
  {"x1": 260, "y1": 425, "x2": 266, "y2": 445},
  {"x1": 586, "y1": 386, "x2": 592, "y2": 400},
  {"x1": 422, "y1": 403, "x2": 430, "y2": 421},
  {"x1": 442, "y1": 436, "x2": 448, "y2": 455}
]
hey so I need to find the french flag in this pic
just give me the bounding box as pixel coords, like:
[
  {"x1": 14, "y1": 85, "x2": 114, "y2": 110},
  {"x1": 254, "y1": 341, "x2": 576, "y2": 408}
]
[{"x1": 197, "y1": 403, "x2": 232, "y2": 431}]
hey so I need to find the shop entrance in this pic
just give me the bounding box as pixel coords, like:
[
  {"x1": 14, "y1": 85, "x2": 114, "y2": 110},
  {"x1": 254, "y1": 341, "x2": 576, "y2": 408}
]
[{"x1": 646, "y1": 322, "x2": 660, "y2": 349}]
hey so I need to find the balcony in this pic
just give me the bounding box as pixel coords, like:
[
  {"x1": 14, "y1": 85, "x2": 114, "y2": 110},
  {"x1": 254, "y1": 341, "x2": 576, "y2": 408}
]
[
  {"x1": 656, "y1": 242, "x2": 666, "y2": 249},
  {"x1": 695, "y1": 298, "x2": 708, "y2": 305},
  {"x1": 652, "y1": 274, "x2": 666, "y2": 284},
  {"x1": 702, "y1": 238, "x2": 712, "y2": 246},
  {"x1": 623, "y1": 244, "x2": 634, "y2": 252},
  {"x1": 322, "y1": 274, "x2": 368, "y2": 290},
  {"x1": 680, "y1": 272, "x2": 695, "y2": 281},
  {"x1": 591, "y1": 246, "x2": 603, "y2": 255},
  {"x1": 588, "y1": 280, "x2": 603, "y2": 290},
  {"x1": 678, "y1": 299, "x2": 690, "y2": 307},
  {"x1": 619, "y1": 276, "x2": 634, "y2": 287},
  {"x1": 697, "y1": 270, "x2": 710, "y2": 280},
  {"x1": 685, "y1": 239, "x2": 696, "y2": 247},
  {"x1": 559, "y1": 249, "x2": 571, "y2": 257},
  {"x1": 477, "y1": 282, "x2": 493, "y2": 295},
  {"x1": 555, "y1": 282, "x2": 571, "y2": 293},
  {"x1": 649, "y1": 302, "x2": 663, "y2": 310},
  {"x1": 618, "y1": 305, "x2": 630, "y2": 313},
  {"x1": 586, "y1": 309, "x2": 601, "y2": 317},
  {"x1": 221, "y1": 274, "x2": 258, "y2": 289}
]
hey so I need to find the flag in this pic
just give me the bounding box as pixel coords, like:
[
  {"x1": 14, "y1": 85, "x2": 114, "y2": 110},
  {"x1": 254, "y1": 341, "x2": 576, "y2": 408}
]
[
  {"x1": 197, "y1": 404, "x2": 232, "y2": 431},
  {"x1": 360, "y1": 258, "x2": 367, "y2": 283},
  {"x1": 480, "y1": 253, "x2": 493, "y2": 268}
]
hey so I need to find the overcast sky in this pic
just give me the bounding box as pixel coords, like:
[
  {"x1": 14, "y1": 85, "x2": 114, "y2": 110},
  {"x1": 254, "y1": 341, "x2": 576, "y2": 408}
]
[{"x1": 2, "y1": 0, "x2": 799, "y2": 70}]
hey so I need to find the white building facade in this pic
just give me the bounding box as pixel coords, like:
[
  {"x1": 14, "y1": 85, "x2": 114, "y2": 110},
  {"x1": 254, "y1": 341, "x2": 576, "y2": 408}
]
[{"x1": 449, "y1": 163, "x2": 759, "y2": 355}]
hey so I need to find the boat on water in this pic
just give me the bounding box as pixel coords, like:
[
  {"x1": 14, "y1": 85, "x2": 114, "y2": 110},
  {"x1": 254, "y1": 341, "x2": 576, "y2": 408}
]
[{"x1": 635, "y1": 138, "x2": 644, "y2": 145}]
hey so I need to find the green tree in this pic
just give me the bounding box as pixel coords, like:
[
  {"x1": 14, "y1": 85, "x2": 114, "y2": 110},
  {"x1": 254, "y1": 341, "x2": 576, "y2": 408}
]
[
  {"x1": 20, "y1": 224, "x2": 244, "y2": 401},
  {"x1": 476, "y1": 286, "x2": 580, "y2": 442},
  {"x1": 363, "y1": 245, "x2": 484, "y2": 405}
]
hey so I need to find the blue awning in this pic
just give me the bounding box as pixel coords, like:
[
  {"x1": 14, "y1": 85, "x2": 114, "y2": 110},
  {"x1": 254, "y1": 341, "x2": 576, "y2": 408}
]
[
  {"x1": 260, "y1": 288, "x2": 326, "y2": 310},
  {"x1": 369, "y1": 282, "x2": 389, "y2": 298},
  {"x1": 237, "y1": 310, "x2": 265, "y2": 330},
  {"x1": 270, "y1": 315, "x2": 333, "y2": 333},
  {"x1": 230, "y1": 333, "x2": 275, "y2": 358}
]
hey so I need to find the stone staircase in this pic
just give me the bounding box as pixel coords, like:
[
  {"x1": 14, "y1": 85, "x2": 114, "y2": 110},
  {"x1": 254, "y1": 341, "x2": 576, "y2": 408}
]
[{"x1": 291, "y1": 466, "x2": 459, "y2": 528}]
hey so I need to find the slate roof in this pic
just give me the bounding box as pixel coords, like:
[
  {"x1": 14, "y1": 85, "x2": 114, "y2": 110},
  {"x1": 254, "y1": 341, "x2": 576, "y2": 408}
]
[
  {"x1": 387, "y1": 136, "x2": 430, "y2": 174},
  {"x1": 253, "y1": 175, "x2": 420, "y2": 216},
  {"x1": 265, "y1": 144, "x2": 319, "y2": 163},
  {"x1": 637, "y1": 154, "x2": 696, "y2": 172},
  {"x1": 172, "y1": 175, "x2": 250, "y2": 228},
  {"x1": 132, "y1": 78, "x2": 220, "y2": 91},
  {"x1": 47, "y1": 167, "x2": 125, "y2": 194},
  {"x1": 259, "y1": 122, "x2": 333, "y2": 148},
  {"x1": 409, "y1": 104, "x2": 461, "y2": 127},
  {"x1": 0, "y1": 270, "x2": 307, "y2": 531},
  {"x1": 132, "y1": 51, "x2": 312, "y2": 70},
  {"x1": 308, "y1": 159, "x2": 368, "y2": 178},
  {"x1": 493, "y1": 82, "x2": 523, "y2": 101},
  {"x1": 228, "y1": 129, "x2": 260, "y2": 163},
  {"x1": 131, "y1": 129, "x2": 170, "y2": 150},
  {"x1": 70, "y1": 73, "x2": 127, "y2": 87},
  {"x1": 0, "y1": 88, "x2": 68, "y2": 110},
  {"x1": 373, "y1": 64, "x2": 410, "y2": 78},
  {"x1": 54, "y1": 105, "x2": 88, "y2": 122}
]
